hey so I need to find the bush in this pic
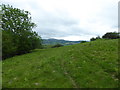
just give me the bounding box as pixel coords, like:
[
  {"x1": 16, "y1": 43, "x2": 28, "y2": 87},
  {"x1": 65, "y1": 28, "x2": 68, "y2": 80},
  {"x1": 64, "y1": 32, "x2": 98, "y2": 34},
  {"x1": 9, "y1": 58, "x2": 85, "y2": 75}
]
[
  {"x1": 90, "y1": 37, "x2": 96, "y2": 41},
  {"x1": 81, "y1": 41, "x2": 87, "y2": 43},
  {"x1": 51, "y1": 44, "x2": 63, "y2": 48},
  {"x1": 2, "y1": 31, "x2": 17, "y2": 59},
  {"x1": 96, "y1": 36, "x2": 101, "y2": 39},
  {"x1": 102, "y1": 32, "x2": 120, "y2": 39},
  {"x1": 90, "y1": 36, "x2": 101, "y2": 41}
]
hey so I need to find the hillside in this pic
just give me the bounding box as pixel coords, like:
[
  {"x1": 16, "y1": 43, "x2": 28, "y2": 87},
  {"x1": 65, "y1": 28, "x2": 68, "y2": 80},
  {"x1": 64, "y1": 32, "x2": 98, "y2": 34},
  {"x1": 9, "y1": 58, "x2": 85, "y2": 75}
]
[
  {"x1": 2, "y1": 39, "x2": 119, "y2": 88},
  {"x1": 42, "y1": 38, "x2": 84, "y2": 45}
]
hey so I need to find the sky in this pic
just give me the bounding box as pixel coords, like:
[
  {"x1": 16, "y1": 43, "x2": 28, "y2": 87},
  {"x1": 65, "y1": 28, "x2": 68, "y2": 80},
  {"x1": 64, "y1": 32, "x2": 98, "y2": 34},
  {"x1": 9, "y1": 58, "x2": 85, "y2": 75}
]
[{"x1": 1, "y1": 0, "x2": 119, "y2": 41}]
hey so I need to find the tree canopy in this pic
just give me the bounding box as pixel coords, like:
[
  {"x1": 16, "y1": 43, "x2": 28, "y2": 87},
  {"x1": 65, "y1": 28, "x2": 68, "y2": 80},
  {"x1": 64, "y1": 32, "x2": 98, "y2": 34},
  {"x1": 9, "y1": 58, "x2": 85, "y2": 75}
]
[
  {"x1": 90, "y1": 32, "x2": 120, "y2": 41},
  {"x1": 1, "y1": 4, "x2": 42, "y2": 59},
  {"x1": 102, "y1": 32, "x2": 120, "y2": 39}
]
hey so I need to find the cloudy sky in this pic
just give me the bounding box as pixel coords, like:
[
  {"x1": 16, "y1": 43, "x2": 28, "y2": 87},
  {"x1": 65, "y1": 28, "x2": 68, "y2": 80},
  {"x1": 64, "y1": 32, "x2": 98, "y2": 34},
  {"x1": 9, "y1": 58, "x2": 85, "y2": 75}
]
[{"x1": 1, "y1": 0, "x2": 119, "y2": 41}]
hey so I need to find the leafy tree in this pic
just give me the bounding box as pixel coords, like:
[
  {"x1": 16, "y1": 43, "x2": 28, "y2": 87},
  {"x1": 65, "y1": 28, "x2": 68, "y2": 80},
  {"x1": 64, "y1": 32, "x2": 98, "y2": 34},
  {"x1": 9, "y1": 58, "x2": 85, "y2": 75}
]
[
  {"x1": 90, "y1": 37, "x2": 96, "y2": 41},
  {"x1": 2, "y1": 31, "x2": 17, "y2": 59},
  {"x1": 1, "y1": 4, "x2": 42, "y2": 59},
  {"x1": 96, "y1": 36, "x2": 101, "y2": 39},
  {"x1": 90, "y1": 36, "x2": 101, "y2": 41},
  {"x1": 102, "y1": 32, "x2": 120, "y2": 39}
]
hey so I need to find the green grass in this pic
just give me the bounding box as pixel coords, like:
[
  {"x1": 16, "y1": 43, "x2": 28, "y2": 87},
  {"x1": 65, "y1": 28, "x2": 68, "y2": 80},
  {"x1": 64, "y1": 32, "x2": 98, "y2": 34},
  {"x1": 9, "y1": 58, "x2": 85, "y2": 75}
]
[{"x1": 2, "y1": 39, "x2": 119, "y2": 88}]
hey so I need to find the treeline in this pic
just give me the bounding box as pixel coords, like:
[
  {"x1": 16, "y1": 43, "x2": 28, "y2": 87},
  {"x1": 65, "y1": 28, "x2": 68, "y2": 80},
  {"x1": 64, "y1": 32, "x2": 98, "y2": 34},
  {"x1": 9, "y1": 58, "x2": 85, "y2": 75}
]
[
  {"x1": 90, "y1": 32, "x2": 120, "y2": 41},
  {"x1": 1, "y1": 4, "x2": 42, "y2": 59}
]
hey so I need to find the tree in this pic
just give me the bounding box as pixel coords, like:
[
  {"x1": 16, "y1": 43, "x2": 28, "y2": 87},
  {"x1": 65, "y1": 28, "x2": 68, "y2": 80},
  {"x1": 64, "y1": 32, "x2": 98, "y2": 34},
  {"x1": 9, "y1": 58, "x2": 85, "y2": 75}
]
[
  {"x1": 2, "y1": 30, "x2": 17, "y2": 59},
  {"x1": 102, "y1": 32, "x2": 120, "y2": 39},
  {"x1": 96, "y1": 36, "x2": 101, "y2": 39},
  {"x1": 1, "y1": 4, "x2": 42, "y2": 59},
  {"x1": 90, "y1": 37, "x2": 96, "y2": 41},
  {"x1": 90, "y1": 36, "x2": 101, "y2": 41}
]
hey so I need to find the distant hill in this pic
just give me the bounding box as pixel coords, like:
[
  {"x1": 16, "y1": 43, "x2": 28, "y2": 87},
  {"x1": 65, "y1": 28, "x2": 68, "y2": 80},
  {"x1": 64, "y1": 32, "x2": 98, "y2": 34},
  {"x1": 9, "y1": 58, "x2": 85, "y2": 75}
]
[{"x1": 42, "y1": 38, "x2": 87, "y2": 45}]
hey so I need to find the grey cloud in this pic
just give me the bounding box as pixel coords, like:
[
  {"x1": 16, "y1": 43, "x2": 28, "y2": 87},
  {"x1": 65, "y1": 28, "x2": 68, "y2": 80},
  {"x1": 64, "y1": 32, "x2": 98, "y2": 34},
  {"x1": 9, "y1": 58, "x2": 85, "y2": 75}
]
[
  {"x1": 2, "y1": 0, "x2": 118, "y2": 40},
  {"x1": 32, "y1": 9, "x2": 82, "y2": 38}
]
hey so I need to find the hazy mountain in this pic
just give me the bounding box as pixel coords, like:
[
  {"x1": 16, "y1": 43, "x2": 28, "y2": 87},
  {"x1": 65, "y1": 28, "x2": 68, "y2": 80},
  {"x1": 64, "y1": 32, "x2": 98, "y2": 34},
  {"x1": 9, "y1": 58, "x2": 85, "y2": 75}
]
[{"x1": 42, "y1": 38, "x2": 87, "y2": 45}]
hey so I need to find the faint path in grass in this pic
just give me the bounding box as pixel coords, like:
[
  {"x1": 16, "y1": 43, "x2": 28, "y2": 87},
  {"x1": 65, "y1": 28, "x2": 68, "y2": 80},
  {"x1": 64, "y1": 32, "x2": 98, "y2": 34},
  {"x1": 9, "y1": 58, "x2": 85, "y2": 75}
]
[
  {"x1": 49, "y1": 47, "x2": 80, "y2": 88},
  {"x1": 60, "y1": 57, "x2": 79, "y2": 88},
  {"x1": 63, "y1": 68, "x2": 79, "y2": 88}
]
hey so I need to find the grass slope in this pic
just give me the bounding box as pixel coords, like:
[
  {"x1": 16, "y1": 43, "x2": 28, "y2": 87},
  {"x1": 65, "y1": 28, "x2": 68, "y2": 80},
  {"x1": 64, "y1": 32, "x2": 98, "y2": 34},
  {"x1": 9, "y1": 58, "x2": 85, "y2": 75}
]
[{"x1": 2, "y1": 39, "x2": 119, "y2": 88}]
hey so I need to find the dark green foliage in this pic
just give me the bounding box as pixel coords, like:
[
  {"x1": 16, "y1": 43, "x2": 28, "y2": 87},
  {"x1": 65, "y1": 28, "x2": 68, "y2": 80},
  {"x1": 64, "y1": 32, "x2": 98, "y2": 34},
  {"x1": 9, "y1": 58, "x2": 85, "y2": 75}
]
[
  {"x1": 90, "y1": 32, "x2": 120, "y2": 42},
  {"x1": 80, "y1": 41, "x2": 87, "y2": 43},
  {"x1": 1, "y1": 4, "x2": 42, "y2": 59},
  {"x1": 96, "y1": 36, "x2": 101, "y2": 39},
  {"x1": 102, "y1": 32, "x2": 120, "y2": 39},
  {"x1": 90, "y1": 36, "x2": 101, "y2": 41},
  {"x1": 2, "y1": 30, "x2": 17, "y2": 58},
  {"x1": 51, "y1": 44, "x2": 63, "y2": 48},
  {"x1": 90, "y1": 37, "x2": 96, "y2": 41}
]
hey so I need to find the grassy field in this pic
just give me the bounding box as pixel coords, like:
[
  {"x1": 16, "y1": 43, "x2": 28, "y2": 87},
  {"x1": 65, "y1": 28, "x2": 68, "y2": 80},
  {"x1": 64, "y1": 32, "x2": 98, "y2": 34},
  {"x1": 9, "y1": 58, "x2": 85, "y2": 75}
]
[{"x1": 2, "y1": 39, "x2": 119, "y2": 88}]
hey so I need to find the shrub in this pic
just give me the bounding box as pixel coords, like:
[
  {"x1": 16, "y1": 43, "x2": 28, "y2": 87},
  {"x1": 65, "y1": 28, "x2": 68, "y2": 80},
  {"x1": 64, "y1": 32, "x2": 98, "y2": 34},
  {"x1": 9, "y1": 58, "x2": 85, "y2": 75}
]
[
  {"x1": 81, "y1": 41, "x2": 87, "y2": 43},
  {"x1": 90, "y1": 37, "x2": 96, "y2": 41},
  {"x1": 2, "y1": 31, "x2": 17, "y2": 59},
  {"x1": 51, "y1": 44, "x2": 63, "y2": 48},
  {"x1": 102, "y1": 32, "x2": 120, "y2": 39},
  {"x1": 90, "y1": 36, "x2": 101, "y2": 41}
]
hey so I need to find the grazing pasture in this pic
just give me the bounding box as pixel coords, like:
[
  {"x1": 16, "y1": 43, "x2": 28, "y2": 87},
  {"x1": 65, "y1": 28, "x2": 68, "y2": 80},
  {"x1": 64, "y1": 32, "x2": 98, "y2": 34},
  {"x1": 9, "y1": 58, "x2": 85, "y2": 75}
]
[{"x1": 2, "y1": 39, "x2": 119, "y2": 88}]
